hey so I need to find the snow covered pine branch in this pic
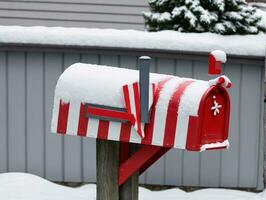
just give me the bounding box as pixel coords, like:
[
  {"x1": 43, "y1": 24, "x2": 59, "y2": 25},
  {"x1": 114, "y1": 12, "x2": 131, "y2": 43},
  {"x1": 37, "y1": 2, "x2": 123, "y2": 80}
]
[{"x1": 143, "y1": 0, "x2": 266, "y2": 34}]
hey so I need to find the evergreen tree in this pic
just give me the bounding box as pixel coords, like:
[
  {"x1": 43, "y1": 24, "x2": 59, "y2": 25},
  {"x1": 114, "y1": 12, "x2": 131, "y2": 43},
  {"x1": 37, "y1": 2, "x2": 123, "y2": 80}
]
[{"x1": 143, "y1": 0, "x2": 265, "y2": 34}]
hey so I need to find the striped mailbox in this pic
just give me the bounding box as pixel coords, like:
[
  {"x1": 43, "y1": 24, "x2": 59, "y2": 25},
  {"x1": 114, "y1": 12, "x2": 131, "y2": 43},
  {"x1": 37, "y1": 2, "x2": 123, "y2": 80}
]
[{"x1": 51, "y1": 51, "x2": 231, "y2": 185}]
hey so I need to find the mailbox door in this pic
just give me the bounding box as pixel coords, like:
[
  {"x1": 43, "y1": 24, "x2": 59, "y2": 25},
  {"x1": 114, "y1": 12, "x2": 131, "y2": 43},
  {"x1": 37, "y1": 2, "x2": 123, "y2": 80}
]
[{"x1": 200, "y1": 86, "x2": 230, "y2": 145}]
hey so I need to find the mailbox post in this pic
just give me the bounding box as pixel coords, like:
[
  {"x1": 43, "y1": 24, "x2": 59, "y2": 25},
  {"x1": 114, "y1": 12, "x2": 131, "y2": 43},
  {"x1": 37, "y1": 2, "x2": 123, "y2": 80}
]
[{"x1": 51, "y1": 51, "x2": 232, "y2": 200}]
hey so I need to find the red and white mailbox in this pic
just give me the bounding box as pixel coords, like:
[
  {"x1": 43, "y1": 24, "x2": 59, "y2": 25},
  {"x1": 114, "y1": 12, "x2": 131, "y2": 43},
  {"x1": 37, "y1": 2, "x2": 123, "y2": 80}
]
[{"x1": 51, "y1": 51, "x2": 231, "y2": 185}]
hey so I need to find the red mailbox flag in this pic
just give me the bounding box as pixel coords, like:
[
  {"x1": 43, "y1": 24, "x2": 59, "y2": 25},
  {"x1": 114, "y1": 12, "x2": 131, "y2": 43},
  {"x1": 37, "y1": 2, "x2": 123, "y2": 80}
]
[
  {"x1": 208, "y1": 50, "x2": 227, "y2": 75},
  {"x1": 122, "y1": 82, "x2": 155, "y2": 139}
]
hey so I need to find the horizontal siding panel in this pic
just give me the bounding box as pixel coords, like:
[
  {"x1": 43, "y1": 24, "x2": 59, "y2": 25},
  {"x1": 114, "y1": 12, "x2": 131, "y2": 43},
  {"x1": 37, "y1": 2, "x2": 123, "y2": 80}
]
[
  {"x1": 0, "y1": 18, "x2": 145, "y2": 30},
  {"x1": 0, "y1": 0, "x2": 148, "y2": 30},
  {"x1": 1, "y1": 0, "x2": 149, "y2": 6},
  {"x1": 0, "y1": 2, "x2": 148, "y2": 15},
  {"x1": 0, "y1": 10, "x2": 143, "y2": 24}
]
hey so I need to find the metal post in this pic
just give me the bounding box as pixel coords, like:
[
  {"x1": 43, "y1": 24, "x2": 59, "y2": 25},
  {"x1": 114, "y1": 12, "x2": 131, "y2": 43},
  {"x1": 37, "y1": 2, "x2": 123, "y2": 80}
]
[{"x1": 139, "y1": 56, "x2": 151, "y2": 123}]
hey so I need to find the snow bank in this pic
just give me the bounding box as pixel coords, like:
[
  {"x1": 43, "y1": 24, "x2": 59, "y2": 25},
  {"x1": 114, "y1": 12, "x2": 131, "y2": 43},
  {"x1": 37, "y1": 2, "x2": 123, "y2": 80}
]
[
  {"x1": 0, "y1": 25, "x2": 264, "y2": 57},
  {"x1": 0, "y1": 173, "x2": 265, "y2": 200},
  {"x1": 0, "y1": 173, "x2": 96, "y2": 200}
]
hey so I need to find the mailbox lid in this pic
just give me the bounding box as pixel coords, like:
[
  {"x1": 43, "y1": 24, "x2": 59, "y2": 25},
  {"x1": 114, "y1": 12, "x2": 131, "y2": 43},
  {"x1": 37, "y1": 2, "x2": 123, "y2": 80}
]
[{"x1": 54, "y1": 63, "x2": 169, "y2": 108}]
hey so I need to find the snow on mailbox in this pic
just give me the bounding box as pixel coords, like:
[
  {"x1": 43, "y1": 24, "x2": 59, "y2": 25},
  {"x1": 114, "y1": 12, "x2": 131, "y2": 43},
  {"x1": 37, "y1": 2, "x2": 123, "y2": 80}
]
[{"x1": 51, "y1": 50, "x2": 231, "y2": 185}]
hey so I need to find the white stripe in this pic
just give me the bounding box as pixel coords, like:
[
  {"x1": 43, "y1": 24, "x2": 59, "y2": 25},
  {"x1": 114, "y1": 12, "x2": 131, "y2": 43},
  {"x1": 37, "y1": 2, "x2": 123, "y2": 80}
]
[
  {"x1": 148, "y1": 84, "x2": 154, "y2": 110},
  {"x1": 128, "y1": 84, "x2": 140, "y2": 136},
  {"x1": 107, "y1": 121, "x2": 122, "y2": 141},
  {"x1": 174, "y1": 81, "x2": 209, "y2": 148},
  {"x1": 87, "y1": 118, "x2": 99, "y2": 138},
  {"x1": 174, "y1": 114, "x2": 189, "y2": 148},
  {"x1": 128, "y1": 84, "x2": 137, "y2": 119},
  {"x1": 178, "y1": 81, "x2": 209, "y2": 116},
  {"x1": 152, "y1": 78, "x2": 184, "y2": 146},
  {"x1": 51, "y1": 97, "x2": 60, "y2": 133},
  {"x1": 126, "y1": 83, "x2": 154, "y2": 139},
  {"x1": 66, "y1": 100, "x2": 81, "y2": 135},
  {"x1": 129, "y1": 127, "x2": 141, "y2": 144}
]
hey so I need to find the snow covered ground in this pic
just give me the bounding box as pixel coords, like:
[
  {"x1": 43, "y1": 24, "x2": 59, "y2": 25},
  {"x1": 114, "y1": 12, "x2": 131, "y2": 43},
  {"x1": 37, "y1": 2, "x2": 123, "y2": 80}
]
[{"x1": 0, "y1": 173, "x2": 265, "y2": 200}]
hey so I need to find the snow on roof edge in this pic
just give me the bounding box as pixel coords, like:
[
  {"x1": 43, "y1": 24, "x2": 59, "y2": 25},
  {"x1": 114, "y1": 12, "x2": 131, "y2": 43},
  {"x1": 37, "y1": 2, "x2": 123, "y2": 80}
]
[{"x1": 0, "y1": 26, "x2": 264, "y2": 58}]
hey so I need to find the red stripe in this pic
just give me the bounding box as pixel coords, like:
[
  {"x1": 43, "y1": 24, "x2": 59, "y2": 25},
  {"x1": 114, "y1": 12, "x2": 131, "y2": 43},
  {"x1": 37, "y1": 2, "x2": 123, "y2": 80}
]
[
  {"x1": 87, "y1": 106, "x2": 135, "y2": 124},
  {"x1": 97, "y1": 120, "x2": 110, "y2": 140},
  {"x1": 123, "y1": 85, "x2": 132, "y2": 114},
  {"x1": 163, "y1": 80, "x2": 194, "y2": 147},
  {"x1": 186, "y1": 116, "x2": 200, "y2": 151},
  {"x1": 152, "y1": 83, "x2": 156, "y2": 99},
  {"x1": 119, "y1": 122, "x2": 132, "y2": 143},
  {"x1": 142, "y1": 78, "x2": 172, "y2": 145},
  {"x1": 77, "y1": 103, "x2": 89, "y2": 136},
  {"x1": 57, "y1": 100, "x2": 70, "y2": 134},
  {"x1": 132, "y1": 82, "x2": 142, "y2": 137},
  {"x1": 119, "y1": 142, "x2": 130, "y2": 165}
]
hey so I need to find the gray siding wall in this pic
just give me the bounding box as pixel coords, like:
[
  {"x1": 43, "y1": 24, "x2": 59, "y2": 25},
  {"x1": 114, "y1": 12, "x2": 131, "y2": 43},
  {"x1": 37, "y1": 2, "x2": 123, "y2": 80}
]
[
  {"x1": 0, "y1": 0, "x2": 148, "y2": 30},
  {"x1": 264, "y1": 81, "x2": 266, "y2": 187},
  {"x1": 0, "y1": 47, "x2": 264, "y2": 189}
]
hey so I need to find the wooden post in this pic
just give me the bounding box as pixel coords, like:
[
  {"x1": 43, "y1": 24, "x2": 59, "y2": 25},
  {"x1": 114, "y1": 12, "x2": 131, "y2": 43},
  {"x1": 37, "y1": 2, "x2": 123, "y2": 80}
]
[
  {"x1": 97, "y1": 139, "x2": 120, "y2": 200},
  {"x1": 119, "y1": 144, "x2": 139, "y2": 200},
  {"x1": 97, "y1": 139, "x2": 139, "y2": 200}
]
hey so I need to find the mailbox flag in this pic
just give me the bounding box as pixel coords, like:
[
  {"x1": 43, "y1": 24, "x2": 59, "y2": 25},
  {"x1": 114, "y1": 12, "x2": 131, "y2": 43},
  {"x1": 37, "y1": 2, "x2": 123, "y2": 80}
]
[{"x1": 123, "y1": 82, "x2": 155, "y2": 138}]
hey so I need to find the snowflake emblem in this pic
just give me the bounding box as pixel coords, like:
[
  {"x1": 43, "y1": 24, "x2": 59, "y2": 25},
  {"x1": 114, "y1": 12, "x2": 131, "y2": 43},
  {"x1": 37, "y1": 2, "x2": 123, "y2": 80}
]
[{"x1": 211, "y1": 97, "x2": 222, "y2": 116}]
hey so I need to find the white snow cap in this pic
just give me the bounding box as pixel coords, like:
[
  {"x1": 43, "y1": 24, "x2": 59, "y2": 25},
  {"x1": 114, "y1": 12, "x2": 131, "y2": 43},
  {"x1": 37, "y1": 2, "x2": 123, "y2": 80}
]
[
  {"x1": 139, "y1": 56, "x2": 151, "y2": 60},
  {"x1": 200, "y1": 140, "x2": 229, "y2": 152},
  {"x1": 209, "y1": 75, "x2": 232, "y2": 88},
  {"x1": 211, "y1": 50, "x2": 227, "y2": 63},
  {"x1": 55, "y1": 63, "x2": 170, "y2": 108},
  {"x1": 55, "y1": 63, "x2": 232, "y2": 109}
]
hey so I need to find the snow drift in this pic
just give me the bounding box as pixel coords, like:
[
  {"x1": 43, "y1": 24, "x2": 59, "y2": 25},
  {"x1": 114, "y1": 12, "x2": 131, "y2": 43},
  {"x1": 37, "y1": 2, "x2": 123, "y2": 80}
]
[{"x1": 0, "y1": 173, "x2": 265, "y2": 200}]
